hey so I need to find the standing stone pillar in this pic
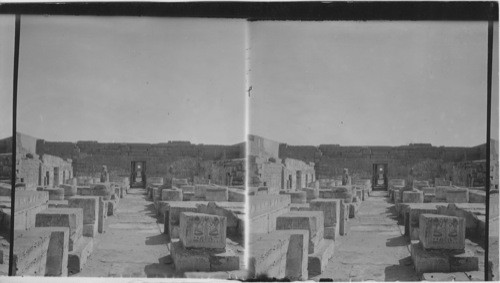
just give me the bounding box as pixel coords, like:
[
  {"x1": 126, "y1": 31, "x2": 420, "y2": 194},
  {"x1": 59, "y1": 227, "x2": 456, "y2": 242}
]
[{"x1": 100, "y1": 165, "x2": 109, "y2": 183}]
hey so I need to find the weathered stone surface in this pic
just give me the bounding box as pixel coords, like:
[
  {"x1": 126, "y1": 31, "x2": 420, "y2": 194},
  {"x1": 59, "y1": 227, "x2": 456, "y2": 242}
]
[
  {"x1": 402, "y1": 191, "x2": 423, "y2": 203},
  {"x1": 339, "y1": 200, "x2": 349, "y2": 236},
  {"x1": 35, "y1": 227, "x2": 69, "y2": 276},
  {"x1": 48, "y1": 200, "x2": 69, "y2": 209},
  {"x1": 435, "y1": 186, "x2": 450, "y2": 200},
  {"x1": 422, "y1": 187, "x2": 436, "y2": 195},
  {"x1": 468, "y1": 189, "x2": 486, "y2": 203},
  {"x1": 228, "y1": 188, "x2": 245, "y2": 202},
  {"x1": 419, "y1": 214, "x2": 465, "y2": 250},
  {"x1": 276, "y1": 211, "x2": 324, "y2": 254},
  {"x1": 106, "y1": 199, "x2": 116, "y2": 216},
  {"x1": 83, "y1": 223, "x2": 98, "y2": 238},
  {"x1": 446, "y1": 187, "x2": 469, "y2": 203},
  {"x1": 161, "y1": 189, "x2": 183, "y2": 201},
  {"x1": 171, "y1": 240, "x2": 210, "y2": 272},
  {"x1": 290, "y1": 203, "x2": 310, "y2": 211},
  {"x1": 411, "y1": 242, "x2": 478, "y2": 274},
  {"x1": 184, "y1": 270, "x2": 248, "y2": 280},
  {"x1": 68, "y1": 196, "x2": 99, "y2": 225},
  {"x1": 12, "y1": 229, "x2": 51, "y2": 276},
  {"x1": 308, "y1": 239, "x2": 335, "y2": 277},
  {"x1": 98, "y1": 197, "x2": 105, "y2": 233},
  {"x1": 208, "y1": 248, "x2": 240, "y2": 272},
  {"x1": 301, "y1": 187, "x2": 319, "y2": 202},
  {"x1": 68, "y1": 236, "x2": 93, "y2": 274},
  {"x1": 309, "y1": 199, "x2": 339, "y2": 228},
  {"x1": 15, "y1": 191, "x2": 49, "y2": 212},
  {"x1": 411, "y1": 242, "x2": 450, "y2": 274},
  {"x1": 205, "y1": 187, "x2": 229, "y2": 202},
  {"x1": 179, "y1": 212, "x2": 227, "y2": 250},
  {"x1": 35, "y1": 208, "x2": 83, "y2": 251},
  {"x1": 280, "y1": 191, "x2": 307, "y2": 204},
  {"x1": 249, "y1": 230, "x2": 308, "y2": 280},
  {"x1": 60, "y1": 184, "x2": 77, "y2": 199}
]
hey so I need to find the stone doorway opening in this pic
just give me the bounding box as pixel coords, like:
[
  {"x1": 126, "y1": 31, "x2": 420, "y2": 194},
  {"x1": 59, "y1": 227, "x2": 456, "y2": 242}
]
[
  {"x1": 372, "y1": 163, "x2": 388, "y2": 190},
  {"x1": 131, "y1": 161, "x2": 146, "y2": 188}
]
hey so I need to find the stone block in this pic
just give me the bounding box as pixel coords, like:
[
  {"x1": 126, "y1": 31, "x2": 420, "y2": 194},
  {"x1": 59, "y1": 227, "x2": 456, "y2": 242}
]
[
  {"x1": 60, "y1": 184, "x2": 77, "y2": 199},
  {"x1": 12, "y1": 229, "x2": 51, "y2": 276},
  {"x1": 48, "y1": 200, "x2": 69, "y2": 208},
  {"x1": 77, "y1": 186, "x2": 91, "y2": 196},
  {"x1": 339, "y1": 200, "x2": 348, "y2": 236},
  {"x1": 249, "y1": 231, "x2": 306, "y2": 280},
  {"x1": 411, "y1": 242, "x2": 450, "y2": 274},
  {"x1": 276, "y1": 211, "x2": 324, "y2": 254},
  {"x1": 194, "y1": 185, "x2": 210, "y2": 198},
  {"x1": 208, "y1": 248, "x2": 240, "y2": 272},
  {"x1": 205, "y1": 187, "x2": 229, "y2": 202},
  {"x1": 15, "y1": 191, "x2": 49, "y2": 211},
  {"x1": 161, "y1": 189, "x2": 183, "y2": 201},
  {"x1": 290, "y1": 203, "x2": 310, "y2": 211},
  {"x1": 435, "y1": 186, "x2": 450, "y2": 200},
  {"x1": 35, "y1": 227, "x2": 69, "y2": 276},
  {"x1": 411, "y1": 242, "x2": 478, "y2": 274},
  {"x1": 106, "y1": 200, "x2": 116, "y2": 216},
  {"x1": 402, "y1": 191, "x2": 423, "y2": 203},
  {"x1": 184, "y1": 270, "x2": 249, "y2": 280},
  {"x1": 419, "y1": 214, "x2": 465, "y2": 250},
  {"x1": 324, "y1": 223, "x2": 339, "y2": 240},
  {"x1": 228, "y1": 188, "x2": 245, "y2": 202},
  {"x1": 179, "y1": 212, "x2": 227, "y2": 250},
  {"x1": 310, "y1": 199, "x2": 340, "y2": 228},
  {"x1": 35, "y1": 208, "x2": 83, "y2": 251},
  {"x1": 183, "y1": 192, "x2": 195, "y2": 201},
  {"x1": 68, "y1": 236, "x2": 93, "y2": 274},
  {"x1": 98, "y1": 197, "x2": 105, "y2": 233},
  {"x1": 308, "y1": 239, "x2": 335, "y2": 277},
  {"x1": 424, "y1": 194, "x2": 436, "y2": 203},
  {"x1": 301, "y1": 187, "x2": 319, "y2": 202},
  {"x1": 171, "y1": 240, "x2": 210, "y2": 272},
  {"x1": 349, "y1": 203, "x2": 359, "y2": 218},
  {"x1": 468, "y1": 190, "x2": 486, "y2": 203},
  {"x1": 83, "y1": 223, "x2": 98, "y2": 238},
  {"x1": 422, "y1": 187, "x2": 436, "y2": 195},
  {"x1": 446, "y1": 188, "x2": 469, "y2": 203},
  {"x1": 280, "y1": 190, "x2": 307, "y2": 204},
  {"x1": 68, "y1": 196, "x2": 99, "y2": 225}
]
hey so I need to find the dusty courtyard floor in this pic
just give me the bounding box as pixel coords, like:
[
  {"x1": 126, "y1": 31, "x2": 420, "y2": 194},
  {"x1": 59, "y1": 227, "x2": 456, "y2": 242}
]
[
  {"x1": 74, "y1": 188, "x2": 179, "y2": 278},
  {"x1": 313, "y1": 191, "x2": 420, "y2": 281}
]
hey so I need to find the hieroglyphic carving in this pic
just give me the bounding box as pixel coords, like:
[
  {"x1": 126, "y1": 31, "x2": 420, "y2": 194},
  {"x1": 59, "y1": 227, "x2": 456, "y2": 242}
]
[{"x1": 180, "y1": 212, "x2": 226, "y2": 249}]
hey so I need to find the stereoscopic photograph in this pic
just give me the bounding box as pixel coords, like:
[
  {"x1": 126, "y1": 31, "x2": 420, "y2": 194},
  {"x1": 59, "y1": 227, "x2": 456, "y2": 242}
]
[
  {"x1": 0, "y1": 2, "x2": 497, "y2": 282},
  {"x1": 2, "y1": 15, "x2": 247, "y2": 278},
  {"x1": 247, "y1": 20, "x2": 498, "y2": 281}
]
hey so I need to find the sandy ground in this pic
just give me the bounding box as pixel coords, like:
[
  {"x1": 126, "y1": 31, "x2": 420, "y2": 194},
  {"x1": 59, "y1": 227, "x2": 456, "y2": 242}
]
[
  {"x1": 313, "y1": 191, "x2": 420, "y2": 281},
  {"x1": 73, "y1": 188, "x2": 180, "y2": 278}
]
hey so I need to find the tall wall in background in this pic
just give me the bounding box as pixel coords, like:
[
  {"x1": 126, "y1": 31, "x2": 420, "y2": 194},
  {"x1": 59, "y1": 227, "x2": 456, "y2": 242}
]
[
  {"x1": 279, "y1": 142, "x2": 488, "y2": 187},
  {"x1": 35, "y1": 137, "x2": 245, "y2": 180}
]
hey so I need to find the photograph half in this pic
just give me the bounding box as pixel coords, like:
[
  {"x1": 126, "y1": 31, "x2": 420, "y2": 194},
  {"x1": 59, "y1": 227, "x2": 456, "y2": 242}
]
[
  {"x1": 11, "y1": 15, "x2": 247, "y2": 278},
  {"x1": 247, "y1": 20, "x2": 495, "y2": 281},
  {"x1": 0, "y1": 14, "x2": 15, "y2": 276}
]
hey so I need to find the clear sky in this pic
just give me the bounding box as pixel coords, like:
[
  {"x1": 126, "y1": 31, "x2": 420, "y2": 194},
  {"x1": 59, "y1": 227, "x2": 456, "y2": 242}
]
[
  {"x1": 249, "y1": 21, "x2": 494, "y2": 147},
  {"x1": 17, "y1": 16, "x2": 246, "y2": 145},
  {"x1": 0, "y1": 15, "x2": 14, "y2": 139}
]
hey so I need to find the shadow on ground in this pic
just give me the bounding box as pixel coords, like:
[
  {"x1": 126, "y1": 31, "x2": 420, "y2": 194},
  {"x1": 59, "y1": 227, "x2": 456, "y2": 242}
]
[
  {"x1": 145, "y1": 233, "x2": 168, "y2": 246},
  {"x1": 384, "y1": 260, "x2": 420, "y2": 281},
  {"x1": 386, "y1": 235, "x2": 409, "y2": 247},
  {"x1": 144, "y1": 256, "x2": 180, "y2": 278}
]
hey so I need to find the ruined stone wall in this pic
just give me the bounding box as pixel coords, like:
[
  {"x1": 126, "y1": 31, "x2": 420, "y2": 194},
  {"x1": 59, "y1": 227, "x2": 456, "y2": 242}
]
[
  {"x1": 203, "y1": 158, "x2": 245, "y2": 186},
  {"x1": 35, "y1": 139, "x2": 244, "y2": 179},
  {"x1": 16, "y1": 156, "x2": 41, "y2": 190},
  {"x1": 279, "y1": 142, "x2": 487, "y2": 185},
  {"x1": 248, "y1": 134, "x2": 280, "y2": 159}
]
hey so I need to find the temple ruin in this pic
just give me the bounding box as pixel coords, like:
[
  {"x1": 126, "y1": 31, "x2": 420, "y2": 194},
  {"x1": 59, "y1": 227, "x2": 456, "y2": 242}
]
[
  {"x1": 248, "y1": 134, "x2": 496, "y2": 281},
  {"x1": 0, "y1": 132, "x2": 246, "y2": 278}
]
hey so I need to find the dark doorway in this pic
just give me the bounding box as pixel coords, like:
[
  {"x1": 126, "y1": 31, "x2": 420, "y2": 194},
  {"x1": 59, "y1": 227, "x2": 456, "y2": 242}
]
[
  {"x1": 372, "y1": 163, "x2": 388, "y2": 190},
  {"x1": 131, "y1": 161, "x2": 147, "y2": 188}
]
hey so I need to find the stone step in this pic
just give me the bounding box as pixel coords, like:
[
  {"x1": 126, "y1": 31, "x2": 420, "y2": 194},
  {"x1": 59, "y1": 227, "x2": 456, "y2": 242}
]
[
  {"x1": 68, "y1": 236, "x2": 93, "y2": 275},
  {"x1": 308, "y1": 239, "x2": 335, "y2": 277}
]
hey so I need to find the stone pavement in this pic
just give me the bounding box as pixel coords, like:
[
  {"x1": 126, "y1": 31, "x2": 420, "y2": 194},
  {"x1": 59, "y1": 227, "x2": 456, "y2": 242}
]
[
  {"x1": 313, "y1": 191, "x2": 420, "y2": 281},
  {"x1": 74, "y1": 187, "x2": 179, "y2": 278}
]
